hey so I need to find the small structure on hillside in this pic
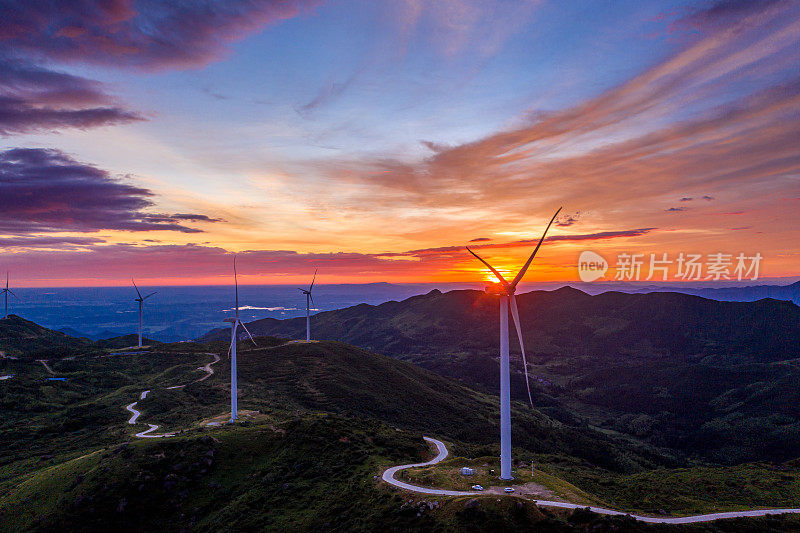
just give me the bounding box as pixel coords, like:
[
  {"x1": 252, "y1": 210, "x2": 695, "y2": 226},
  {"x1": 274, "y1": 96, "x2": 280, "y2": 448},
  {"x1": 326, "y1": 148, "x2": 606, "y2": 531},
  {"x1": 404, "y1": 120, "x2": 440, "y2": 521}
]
[{"x1": 460, "y1": 467, "x2": 474, "y2": 476}]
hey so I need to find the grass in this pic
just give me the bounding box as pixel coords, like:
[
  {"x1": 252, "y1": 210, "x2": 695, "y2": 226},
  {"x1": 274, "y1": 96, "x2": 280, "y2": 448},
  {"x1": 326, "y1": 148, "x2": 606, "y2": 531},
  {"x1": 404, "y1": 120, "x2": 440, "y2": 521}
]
[
  {"x1": 6, "y1": 328, "x2": 800, "y2": 531},
  {"x1": 403, "y1": 455, "x2": 601, "y2": 505}
]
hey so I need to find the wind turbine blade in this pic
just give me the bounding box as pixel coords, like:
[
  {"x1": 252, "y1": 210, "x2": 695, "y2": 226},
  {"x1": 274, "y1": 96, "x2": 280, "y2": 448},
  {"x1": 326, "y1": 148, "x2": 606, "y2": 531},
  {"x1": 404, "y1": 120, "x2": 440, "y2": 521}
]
[
  {"x1": 5, "y1": 271, "x2": 7, "y2": 290},
  {"x1": 309, "y1": 268, "x2": 317, "y2": 291},
  {"x1": 240, "y1": 321, "x2": 258, "y2": 346},
  {"x1": 233, "y1": 256, "x2": 239, "y2": 319},
  {"x1": 509, "y1": 294, "x2": 533, "y2": 407},
  {"x1": 510, "y1": 207, "x2": 562, "y2": 289},
  {"x1": 8, "y1": 289, "x2": 18, "y2": 300},
  {"x1": 297, "y1": 288, "x2": 307, "y2": 293},
  {"x1": 309, "y1": 293, "x2": 315, "y2": 309},
  {"x1": 227, "y1": 343, "x2": 232, "y2": 359},
  {"x1": 143, "y1": 291, "x2": 157, "y2": 300},
  {"x1": 466, "y1": 247, "x2": 509, "y2": 286},
  {"x1": 132, "y1": 278, "x2": 142, "y2": 299}
]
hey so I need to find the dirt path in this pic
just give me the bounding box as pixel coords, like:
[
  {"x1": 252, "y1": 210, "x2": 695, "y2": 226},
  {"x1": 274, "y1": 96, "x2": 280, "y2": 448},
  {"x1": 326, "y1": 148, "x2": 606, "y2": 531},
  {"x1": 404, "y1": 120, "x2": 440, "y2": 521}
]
[
  {"x1": 122, "y1": 352, "x2": 220, "y2": 439},
  {"x1": 382, "y1": 437, "x2": 800, "y2": 525},
  {"x1": 36, "y1": 359, "x2": 54, "y2": 374}
]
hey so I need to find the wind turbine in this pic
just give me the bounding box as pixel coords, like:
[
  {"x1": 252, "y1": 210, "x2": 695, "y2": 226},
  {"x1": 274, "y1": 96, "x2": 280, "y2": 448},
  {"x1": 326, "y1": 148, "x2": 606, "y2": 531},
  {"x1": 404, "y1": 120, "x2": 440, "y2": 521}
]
[
  {"x1": 132, "y1": 279, "x2": 156, "y2": 348},
  {"x1": 224, "y1": 256, "x2": 257, "y2": 422},
  {"x1": 298, "y1": 269, "x2": 317, "y2": 342},
  {"x1": 1, "y1": 272, "x2": 18, "y2": 319},
  {"x1": 466, "y1": 207, "x2": 561, "y2": 480}
]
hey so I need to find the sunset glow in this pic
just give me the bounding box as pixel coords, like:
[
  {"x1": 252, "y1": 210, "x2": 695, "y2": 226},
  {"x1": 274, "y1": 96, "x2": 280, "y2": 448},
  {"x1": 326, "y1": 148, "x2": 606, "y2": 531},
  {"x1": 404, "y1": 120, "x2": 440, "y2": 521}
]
[{"x1": 1, "y1": 0, "x2": 798, "y2": 286}]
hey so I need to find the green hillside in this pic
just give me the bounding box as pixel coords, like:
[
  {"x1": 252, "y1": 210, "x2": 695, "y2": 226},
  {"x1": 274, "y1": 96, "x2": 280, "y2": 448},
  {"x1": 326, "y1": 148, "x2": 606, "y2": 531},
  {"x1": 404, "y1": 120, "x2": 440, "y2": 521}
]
[
  {"x1": 200, "y1": 289, "x2": 800, "y2": 464},
  {"x1": 95, "y1": 334, "x2": 161, "y2": 350},
  {"x1": 4, "y1": 318, "x2": 800, "y2": 531},
  {"x1": 232, "y1": 341, "x2": 674, "y2": 472},
  {"x1": 0, "y1": 315, "x2": 94, "y2": 359},
  {"x1": 5, "y1": 417, "x2": 800, "y2": 533}
]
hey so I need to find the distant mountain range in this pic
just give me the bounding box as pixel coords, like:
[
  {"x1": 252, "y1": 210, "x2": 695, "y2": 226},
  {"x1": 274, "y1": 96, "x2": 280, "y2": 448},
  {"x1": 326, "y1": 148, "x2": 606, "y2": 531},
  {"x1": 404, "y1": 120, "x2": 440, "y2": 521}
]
[
  {"x1": 578, "y1": 280, "x2": 800, "y2": 305},
  {"x1": 201, "y1": 287, "x2": 800, "y2": 362},
  {"x1": 200, "y1": 288, "x2": 800, "y2": 464}
]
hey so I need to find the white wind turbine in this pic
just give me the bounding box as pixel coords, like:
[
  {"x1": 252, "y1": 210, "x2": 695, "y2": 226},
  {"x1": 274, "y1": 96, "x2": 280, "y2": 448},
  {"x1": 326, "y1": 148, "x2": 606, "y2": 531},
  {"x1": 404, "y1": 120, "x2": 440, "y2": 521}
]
[
  {"x1": 466, "y1": 207, "x2": 561, "y2": 480},
  {"x1": 132, "y1": 280, "x2": 157, "y2": 348},
  {"x1": 224, "y1": 256, "x2": 257, "y2": 422},
  {"x1": 297, "y1": 269, "x2": 317, "y2": 342},
  {"x1": 1, "y1": 272, "x2": 18, "y2": 319}
]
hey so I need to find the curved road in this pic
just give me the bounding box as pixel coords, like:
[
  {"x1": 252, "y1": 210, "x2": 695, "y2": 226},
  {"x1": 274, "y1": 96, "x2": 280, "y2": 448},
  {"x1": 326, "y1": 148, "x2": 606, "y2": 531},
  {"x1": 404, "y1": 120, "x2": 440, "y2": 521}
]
[
  {"x1": 383, "y1": 437, "x2": 800, "y2": 524},
  {"x1": 123, "y1": 352, "x2": 219, "y2": 439}
]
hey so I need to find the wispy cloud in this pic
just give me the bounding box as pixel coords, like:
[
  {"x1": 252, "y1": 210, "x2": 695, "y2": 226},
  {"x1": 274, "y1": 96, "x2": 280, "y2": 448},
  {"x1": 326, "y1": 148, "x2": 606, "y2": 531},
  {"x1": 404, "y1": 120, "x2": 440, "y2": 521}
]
[
  {"x1": 381, "y1": 228, "x2": 657, "y2": 259},
  {"x1": 0, "y1": 0, "x2": 323, "y2": 71},
  {"x1": 306, "y1": 1, "x2": 800, "y2": 233},
  {"x1": 392, "y1": 0, "x2": 540, "y2": 59},
  {"x1": 298, "y1": 69, "x2": 361, "y2": 115},
  {"x1": 674, "y1": 0, "x2": 787, "y2": 31}
]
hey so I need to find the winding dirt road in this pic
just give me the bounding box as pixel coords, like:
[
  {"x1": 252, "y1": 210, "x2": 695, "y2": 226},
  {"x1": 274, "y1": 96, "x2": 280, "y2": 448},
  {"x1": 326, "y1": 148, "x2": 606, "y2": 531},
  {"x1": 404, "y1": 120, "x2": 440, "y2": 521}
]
[
  {"x1": 382, "y1": 437, "x2": 800, "y2": 525},
  {"x1": 123, "y1": 352, "x2": 219, "y2": 439}
]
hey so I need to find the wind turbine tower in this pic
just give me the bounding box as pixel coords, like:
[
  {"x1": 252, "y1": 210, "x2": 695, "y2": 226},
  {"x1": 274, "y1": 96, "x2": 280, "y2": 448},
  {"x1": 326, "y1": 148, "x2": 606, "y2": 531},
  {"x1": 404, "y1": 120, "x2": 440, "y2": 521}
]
[
  {"x1": 298, "y1": 269, "x2": 317, "y2": 342},
  {"x1": 466, "y1": 207, "x2": 561, "y2": 480},
  {"x1": 132, "y1": 280, "x2": 156, "y2": 348},
  {"x1": 225, "y1": 256, "x2": 257, "y2": 422},
  {"x1": 1, "y1": 272, "x2": 17, "y2": 319}
]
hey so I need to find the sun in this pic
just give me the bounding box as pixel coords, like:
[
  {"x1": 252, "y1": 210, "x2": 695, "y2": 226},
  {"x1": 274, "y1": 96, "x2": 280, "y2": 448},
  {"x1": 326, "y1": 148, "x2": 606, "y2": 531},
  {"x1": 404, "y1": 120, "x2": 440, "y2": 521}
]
[{"x1": 481, "y1": 268, "x2": 512, "y2": 284}]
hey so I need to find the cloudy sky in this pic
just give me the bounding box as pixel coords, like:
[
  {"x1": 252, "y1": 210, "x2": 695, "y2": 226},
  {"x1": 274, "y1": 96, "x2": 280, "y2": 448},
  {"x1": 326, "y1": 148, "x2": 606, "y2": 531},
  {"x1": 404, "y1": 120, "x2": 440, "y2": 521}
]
[{"x1": 1, "y1": 0, "x2": 798, "y2": 286}]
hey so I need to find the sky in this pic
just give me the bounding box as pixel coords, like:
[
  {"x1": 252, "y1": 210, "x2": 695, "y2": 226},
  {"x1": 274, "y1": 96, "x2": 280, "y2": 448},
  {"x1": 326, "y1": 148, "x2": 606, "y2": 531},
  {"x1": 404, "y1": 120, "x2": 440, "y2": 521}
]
[{"x1": 0, "y1": 0, "x2": 798, "y2": 287}]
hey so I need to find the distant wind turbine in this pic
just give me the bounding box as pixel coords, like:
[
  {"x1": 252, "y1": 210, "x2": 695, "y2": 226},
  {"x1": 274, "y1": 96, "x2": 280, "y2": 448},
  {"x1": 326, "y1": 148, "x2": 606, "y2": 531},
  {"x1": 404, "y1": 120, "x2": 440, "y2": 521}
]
[
  {"x1": 298, "y1": 269, "x2": 317, "y2": 342},
  {"x1": 1, "y1": 272, "x2": 18, "y2": 319},
  {"x1": 466, "y1": 206, "x2": 561, "y2": 480},
  {"x1": 132, "y1": 279, "x2": 156, "y2": 348},
  {"x1": 225, "y1": 256, "x2": 257, "y2": 422}
]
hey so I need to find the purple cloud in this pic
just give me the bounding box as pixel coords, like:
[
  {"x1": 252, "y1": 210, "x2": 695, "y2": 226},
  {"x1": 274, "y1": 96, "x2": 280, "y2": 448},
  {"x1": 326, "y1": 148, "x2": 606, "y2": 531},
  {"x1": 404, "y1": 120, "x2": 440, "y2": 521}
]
[
  {"x1": 0, "y1": 0, "x2": 322, "y2": 71},
  {"x1": 0, "y1": 236, "x2": 105, "y2": 249},
  {"x1": 0, "y1": 1, "x2": 320, "y2": 135},
  {"x1": 469, "y1": 237, "x2": 492, "y2": 242},
  {"x1": 0, "y1": 148, "x2": 212, "y2": 234},
  {"x1": 380, "y1": 228, "x2": 658, "y2": 259},
  {"x1": 0, "y1": 58, "x2": 142, "y2": 135},
  {"x1": 676, "y1": 0, "x2": 787, "y2": 31}
]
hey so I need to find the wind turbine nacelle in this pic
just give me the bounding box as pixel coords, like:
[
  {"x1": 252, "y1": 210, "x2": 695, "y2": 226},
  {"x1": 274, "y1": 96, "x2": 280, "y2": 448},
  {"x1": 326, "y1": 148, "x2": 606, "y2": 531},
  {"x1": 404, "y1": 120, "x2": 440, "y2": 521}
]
[
  {"x1": 485, "y1": 283, "x2": 512, "y2": 296},
  {"x1": 224, "y1": 318, "x2": 237, "y2": 324}
]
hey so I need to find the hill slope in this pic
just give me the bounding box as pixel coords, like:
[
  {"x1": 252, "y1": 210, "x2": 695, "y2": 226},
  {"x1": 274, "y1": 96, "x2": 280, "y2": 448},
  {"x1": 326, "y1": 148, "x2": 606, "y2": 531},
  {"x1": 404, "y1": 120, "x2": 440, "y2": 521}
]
[
  {"x1": 0, "y1": 315, "x2": 93, "y2": 358},
  {"x1": 5, "y1": 326, "x2": 800, "y2": 531},
  {"x1": 199, "y1": 289, "x2": 800, "y2": 464},
  {"x1": 201, "y1": 288, "x2": 800, "y2": 362},
  {"x1": 233, "y1": 340, "x2": 673, "y2": 472},
  {"x1": 9, "y1": 417, "x2": 796, "y2": 533}
]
